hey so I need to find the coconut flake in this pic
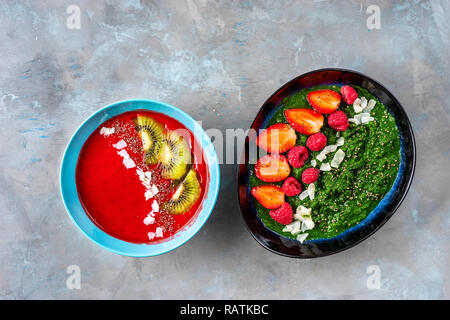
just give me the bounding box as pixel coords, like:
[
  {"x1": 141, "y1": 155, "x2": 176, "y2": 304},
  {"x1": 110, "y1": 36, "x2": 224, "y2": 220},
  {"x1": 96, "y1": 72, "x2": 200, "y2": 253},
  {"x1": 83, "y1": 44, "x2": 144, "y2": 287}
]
[
  {"x1": 112, "y1": 139, "x2": 127, "y2": 150},
  {"x1": 316, "y1": 145, "x2": 336, "y2": 162},
  {"x1": 100, "y1": 127, "x2": 115, "y2": 137},
  {"x1": 320, "y1": 162, "x2": 332, "y2": 171},
  {"x1": 331, "y1": 149, "x2": 346, "y2": 168},
  {"x1": 283, "y1": 220, "x2": 301, "y2": 235},
  {"x1": 301, "y1": 219, "x2": 315, "y2": 232},
  {"x1": 147, "y1": 232, "x2": 156, "y2": 240},
  {"x1": 294, "y1": 205, "x2": 312, "y2": 220},
  {"x1": 336, "y1": 137, "x2": 345, "y2": 146},
  {"x1": 361, "y1": 116, "x2": 375, "y2": 124},
  {"x1": 143, "y1": 215, "x2": 155, "y2": 225},
  {"x1": 151, "y1": 200, "x2": 159, "y2": 212},
  {"x1": 123, "y1": 157, "x2": 136, "y2": 169},
  {"x1": 299, "y1": 190, "x2": 309, "y2": 200},
  {"x1": 142, "y1": 180, "x2": 151, "y2": 189},
  {"x1": 151, "y1": 184, "x2": 159, "y2": 196},
  {"x1": 155, "y1": 227, "x2": 163, "y2": 238},
  {"x1": 360, "y1": 97, "x2": 368, "y2": 110},
  {"x1": 307, "y1": 183, "x2": 315, "y2": 200},
  {"x1": 137, "y1": 170, "x2": 152, "y2": 189},
  {"x1": 144, "y1": 189, "x2": 153, "y2": 200},
  {"x1": 316, "y1": 152, "x2": 327, "y2": 162},
  {"x1": 365, "y1": 99, "x2": 376, "y2": 113},
  {"x1": 311, "y1": 159, "x2": 317, "y2": 167},
  {"x1": 353, "y1": 98, "x2": 362, "y2": 113},
  {"x1": 117, "y1": 149, "x2": 130, "y2": 158},
  {"x1": 324, "y1": 145, "x2": 337, "y2": 153},
  {"x1": 348, "y1": 118, "x2": 358, "y2": 124},
  {"x1": 297, "y1": 233, "x2": 309, "y2": 243},
  {"x1": 136, "y1": 169, "x2": 145, "y2": 180},
  {"x1": 294, "y1": 206, "x2": 315, "y2": 233},
  {"x1": 336, "y1": 131, "x2": 340, "y2": 138}
]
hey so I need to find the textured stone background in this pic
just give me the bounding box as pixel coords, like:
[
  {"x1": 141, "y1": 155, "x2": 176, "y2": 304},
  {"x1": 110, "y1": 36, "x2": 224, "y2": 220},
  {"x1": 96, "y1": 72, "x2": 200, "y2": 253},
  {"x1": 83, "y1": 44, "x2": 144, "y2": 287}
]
[{"x1": 0, "y1": 0, "x2": 448, "y2": 299}]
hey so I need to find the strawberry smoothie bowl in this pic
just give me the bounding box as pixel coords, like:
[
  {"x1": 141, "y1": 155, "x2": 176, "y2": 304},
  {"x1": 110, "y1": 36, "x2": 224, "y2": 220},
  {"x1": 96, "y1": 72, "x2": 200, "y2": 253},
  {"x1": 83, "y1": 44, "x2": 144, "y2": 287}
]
[
  {"x1": 60, "y1": 100, "x2": 220, "y2": 257},
  {"x1": 238, "y1": 69, "x2": 415, "y2": 258}
]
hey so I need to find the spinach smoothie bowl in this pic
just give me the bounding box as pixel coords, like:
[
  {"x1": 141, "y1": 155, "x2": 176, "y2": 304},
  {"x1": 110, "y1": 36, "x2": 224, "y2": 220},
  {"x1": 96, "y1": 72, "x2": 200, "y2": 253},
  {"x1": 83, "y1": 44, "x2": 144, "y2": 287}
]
[{"x1": 238, "y1": 69, "x2": 415, "y2": 258}]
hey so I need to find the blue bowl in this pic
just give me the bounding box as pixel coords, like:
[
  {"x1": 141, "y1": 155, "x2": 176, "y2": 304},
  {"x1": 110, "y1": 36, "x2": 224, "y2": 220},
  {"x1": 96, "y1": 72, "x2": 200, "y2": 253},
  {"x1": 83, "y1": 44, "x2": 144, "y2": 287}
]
[{"x1": 60, "y1": 99, "x2": 220, "y2": 257}]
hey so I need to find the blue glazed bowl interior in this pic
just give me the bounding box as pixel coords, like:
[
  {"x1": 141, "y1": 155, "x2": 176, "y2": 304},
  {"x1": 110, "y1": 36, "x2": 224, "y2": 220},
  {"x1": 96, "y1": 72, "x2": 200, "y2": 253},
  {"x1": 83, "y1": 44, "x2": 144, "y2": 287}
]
[{"x1": 60, "y1": 100, "x2": 220, "y2": 257}]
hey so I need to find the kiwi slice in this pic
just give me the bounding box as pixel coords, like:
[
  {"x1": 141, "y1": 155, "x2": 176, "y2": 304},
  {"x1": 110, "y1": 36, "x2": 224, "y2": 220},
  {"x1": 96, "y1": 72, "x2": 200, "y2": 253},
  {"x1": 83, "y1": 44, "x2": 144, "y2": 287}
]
[
  {"x1": 163, "y1": 169, "x2": 201, "y2": 215},
  {"x1": 158, "y1": 130, "x2": 191, "y2": 180},
  {"x1": 134, "y1": 115, "x2": 164, "y2": 165}
]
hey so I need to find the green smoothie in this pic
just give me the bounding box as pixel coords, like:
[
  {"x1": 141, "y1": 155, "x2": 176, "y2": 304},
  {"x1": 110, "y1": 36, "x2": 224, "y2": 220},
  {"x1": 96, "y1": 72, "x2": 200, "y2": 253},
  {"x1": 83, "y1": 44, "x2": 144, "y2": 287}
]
[{"x1": 249, "y1": 85, "x2": 401, "y2": 240}]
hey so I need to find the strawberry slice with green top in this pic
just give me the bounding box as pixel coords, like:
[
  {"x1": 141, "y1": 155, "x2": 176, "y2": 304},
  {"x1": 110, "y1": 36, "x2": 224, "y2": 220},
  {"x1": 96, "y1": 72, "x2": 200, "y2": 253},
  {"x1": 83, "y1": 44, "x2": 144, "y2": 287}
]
[
  {"x1": 307, "y1": 89, "x2": 341, "y2": 114},
  {"x1": 254, "y1": 154, "x2": 291, "y2": 182},
  {"x1": 284, "y1": 108, "x2": 324, "y2": 135},
  {"x1": 257, "y1": 123, "x2": 297, "y2": 154},
  {"x1": 251, "y1": 185, "x2": 285, "y2": 209}
]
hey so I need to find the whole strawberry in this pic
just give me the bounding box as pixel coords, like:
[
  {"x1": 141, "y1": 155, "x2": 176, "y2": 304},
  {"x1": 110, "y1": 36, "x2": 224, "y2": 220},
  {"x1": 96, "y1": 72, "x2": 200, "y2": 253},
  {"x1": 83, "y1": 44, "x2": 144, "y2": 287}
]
[
  {"x1": 328, "y1": 110, "x2": 349, "y2": 131},
  {"x1": 302, "y1": 168, "x2": 320, "y2": 184},
  {"x1": 306, "y1": 133, "x2": 327, "y2": 151},
  {"x1": 269, "y1": 202, "x2": 293, "y2": 225}
]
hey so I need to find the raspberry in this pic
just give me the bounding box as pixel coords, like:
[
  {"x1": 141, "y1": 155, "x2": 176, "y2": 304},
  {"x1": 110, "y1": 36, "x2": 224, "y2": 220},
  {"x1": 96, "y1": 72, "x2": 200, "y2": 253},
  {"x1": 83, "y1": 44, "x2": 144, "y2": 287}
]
[
  {"x1": 306, "y1": 133, "x2": 327, "y2": 151},
  {"x1": 287, "y1": 146, "x2": 309, "y2": 168},
  {"x1": 302, "y1": 168, "x2": 320, "y2": 184},
  {"x1": 269, "y1": 202, "x2": 293, "y2": 225},
  {"x1": 328, "y1": 110, "x2": 349, "y2": 131},
  {"x1": 341, "y1": 86, "x2": 358, "y2": 104},
  {"x1": 282, "y1": 177, "x2": 302, "y2": 196}
]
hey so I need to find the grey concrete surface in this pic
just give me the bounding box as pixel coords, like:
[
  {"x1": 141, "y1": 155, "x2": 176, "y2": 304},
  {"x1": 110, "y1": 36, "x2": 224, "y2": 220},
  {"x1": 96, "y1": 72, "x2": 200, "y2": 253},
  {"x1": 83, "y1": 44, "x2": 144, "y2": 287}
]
[{"x1": 0, "y1": 0, "x2": 449, "y2": 299}]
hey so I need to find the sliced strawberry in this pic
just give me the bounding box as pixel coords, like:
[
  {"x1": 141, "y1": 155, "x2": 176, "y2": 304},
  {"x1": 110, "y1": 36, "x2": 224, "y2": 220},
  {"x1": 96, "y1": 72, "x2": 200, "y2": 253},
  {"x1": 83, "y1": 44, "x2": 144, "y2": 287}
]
[
  {"x1": 284, "y1": 108, "x2": 324, "y2": 135},
  {"x1": 307, "y1": 89, "x2": 341, "y2": 114},
  {"x1": 257, "y1": 123, "x2": 297, "y2": 154},
  {"x1": 254, "y1": 154, "x2": 291, "y2": 182},
  {"x1": 251, "y1": 185, "x2": 285, "y2": 209}
]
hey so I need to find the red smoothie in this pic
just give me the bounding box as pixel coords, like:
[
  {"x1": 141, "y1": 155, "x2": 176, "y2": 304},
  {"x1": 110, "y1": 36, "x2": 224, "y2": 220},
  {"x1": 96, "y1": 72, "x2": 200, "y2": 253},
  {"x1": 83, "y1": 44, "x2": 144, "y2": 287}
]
[{"x1": 75, "y1": 110, "x2": 209, "y2": 243}]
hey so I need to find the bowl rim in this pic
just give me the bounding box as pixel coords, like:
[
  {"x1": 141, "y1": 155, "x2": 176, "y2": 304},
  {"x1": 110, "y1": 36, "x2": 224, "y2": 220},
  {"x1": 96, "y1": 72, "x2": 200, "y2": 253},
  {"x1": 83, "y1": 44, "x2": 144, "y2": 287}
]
[
  {"x1": 60, "y1": 99, "x2": 220, "y2": 257},
  {"x1": 237, "y1": 68, "x2": 416, "y2": 258}
]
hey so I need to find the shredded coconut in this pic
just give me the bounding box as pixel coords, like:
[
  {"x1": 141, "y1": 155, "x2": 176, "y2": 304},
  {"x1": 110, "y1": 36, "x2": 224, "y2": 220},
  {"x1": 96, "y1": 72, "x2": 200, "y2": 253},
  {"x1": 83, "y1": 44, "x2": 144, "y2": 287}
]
[
  {"x1": 299, "y1": 190, "x2": 309, "y2": 200},
  {"x1": 151, "y1": 184, "x2": 159, "y2": 196},
  {"x1": 155, "y1": 227, "x2": 163, "y2": 238},
  {"x1": 122, "y1": 157, "x2": 136, "y2": 169},
  {"x1": 361, "y1": 116, "x2": 375, "y2": 124},
  {"x1": 112, "y1": 139, "x2": 127, "y2": 150},
  {"x1": 283, "y1": 221, "x2": 301, "y2": 235},
  {"x1": 297, "y1": 233, "x2": 309, "y2": 243},
  {"x1": 143, "y1": 215, "x2": 155, "y2": 225},
  {"x1": 100, "y1": 127, "x2": 115, "y2": 136},
  {"x1": 360, "y1": 97, "x2": 368, "y2": 110},
  {"x1": 364, "y1": 99, "x2": 376, "y2": 113},
  {"x1": 331, "y1": 149, "x2": 346, "y2": 168},
  {"x1": 151, "y1": 200, "x2": 159, "y2": 212},
  {"x1": 307, "y1": 183, "x2": 315, "y2": 200},
  {"x1": 117, "y1": 149, "x2": 130, "y2": 159},
  {"x1": 353, "y1": 98, "x2": 363, "y2": 113}
]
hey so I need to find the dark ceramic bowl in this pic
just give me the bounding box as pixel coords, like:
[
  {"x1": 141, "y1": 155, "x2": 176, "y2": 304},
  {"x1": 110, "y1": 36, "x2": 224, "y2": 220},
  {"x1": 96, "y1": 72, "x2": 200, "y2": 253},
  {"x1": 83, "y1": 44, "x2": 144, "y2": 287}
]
[{"x1": 237, "y1": 68, "x2": 415, "y2": 258}]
